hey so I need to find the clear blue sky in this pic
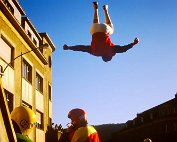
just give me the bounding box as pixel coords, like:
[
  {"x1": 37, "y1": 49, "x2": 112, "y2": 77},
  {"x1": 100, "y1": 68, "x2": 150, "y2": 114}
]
[{"x1": 18, "y1": 0, "x2": 177, "y2": 127}]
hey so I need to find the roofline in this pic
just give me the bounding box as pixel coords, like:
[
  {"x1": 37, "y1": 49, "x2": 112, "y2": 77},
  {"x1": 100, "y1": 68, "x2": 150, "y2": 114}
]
[
  {"x1": 12, "y1": 0, "x2": 25, "y2": 15},
  {"x1": 0, "y1": 1, "x2": 48, "y2": 65},
  {"x1": 137, "y1": 95, "x2": 177, "y2": 116},
  {"x1": 22, "y1": 16, "x2": 42, "y2": 40}
]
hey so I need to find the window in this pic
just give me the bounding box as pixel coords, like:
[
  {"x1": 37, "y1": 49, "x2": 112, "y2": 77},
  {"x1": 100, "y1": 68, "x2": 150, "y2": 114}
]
[
  {"x1": 165, "y1": 124, "x2": 168, "y2": 133},
  {"x1": 174, "y1": 123, "x2": 177, "y2": 131},
  {"x1": 48, "y1": 56, "x2": 52, "y2": 68},
  {"x1": 36, "y1": 111, "x2": 43, "y2": 129},
  {"x1": 27, "y1": 30, "x2": 32, "y2": 38},
  {"x1": 174, "y1": 107, "x2": 177, "y2": 113},
  {"x1": 36, "y1": 73, "x2": 43, "y2": 93},
  {"x1": 0, "y1": 65, "x2": 3, "y2": 74},
  {"x1": 22, "y1": 59, "x2": 32, "y2": 83},
  {"x1": 0, "y1": 36, "x2": 14, "y2": 67},
  {"x1": 150, "y1": 113, "x2": 153, "y2": 119},
  {"x1": 22, "y1": 101, "x2": 32, "y2": 109},
  {"x1": 141, "y1": 117, "x2": 144, "y2": 123},
  {"x1": 133, "y1": 120, "x2": 135, "y2": 125},
  {"x1": 4, "y1": 90, "x2": 13, "y2": 113},
  {"x1": 33, "y1": 38, "x2": 37, "y2": 46},
  {"x1": 11, "y1": 47, "x2": 14, "y2": 67},
  {"x1": 48, "y1": 84, "x2": 51, "y2": 101},
  {"x1": 39, "y1": 45, "x2": 43, "y2": 53},
  {"x1": 2, "y1": 0, "x2": 14, "y2": 14}
]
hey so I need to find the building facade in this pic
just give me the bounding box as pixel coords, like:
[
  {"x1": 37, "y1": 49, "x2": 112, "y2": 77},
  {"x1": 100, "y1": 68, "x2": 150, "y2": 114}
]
[
  {"x1": 0, "y1": 0, "x2": 55, "y2": 141},
  {"x1": 110, "y1": 95, "x2": 177, "y2": 142}
]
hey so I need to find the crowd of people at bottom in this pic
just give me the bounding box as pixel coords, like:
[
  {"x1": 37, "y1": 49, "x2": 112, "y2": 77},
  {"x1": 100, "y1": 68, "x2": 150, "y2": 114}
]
[{"x1": 10, "y1": 106, "x2": 152, "y2": 142}]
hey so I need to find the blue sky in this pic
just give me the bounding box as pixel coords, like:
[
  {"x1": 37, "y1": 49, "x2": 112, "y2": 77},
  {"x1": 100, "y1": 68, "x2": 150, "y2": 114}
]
[{"x1": 18, "y1": 0, "x2": 177, "y2": 127}]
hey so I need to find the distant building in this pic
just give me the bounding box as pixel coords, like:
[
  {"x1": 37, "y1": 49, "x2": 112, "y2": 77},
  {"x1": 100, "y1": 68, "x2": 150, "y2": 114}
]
[
  {"x1": 95, "y1": 123, "x2": 125, "y2": 142},
  {"x1": 0, "y1": 0, "x2": 55, "y2": 141},
  {"x1": 110, "y1": 94, "x2": 177, "y2": 142}
]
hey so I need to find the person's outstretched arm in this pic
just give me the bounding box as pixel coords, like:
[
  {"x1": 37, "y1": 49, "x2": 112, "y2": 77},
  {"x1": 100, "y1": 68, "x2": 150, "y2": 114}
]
[
  {"x1": 113, "y1": 38, "x2": 139, "y2": 53},
  {"x1": 63, "y1": 44, "x2": 91, "y2": 53}
]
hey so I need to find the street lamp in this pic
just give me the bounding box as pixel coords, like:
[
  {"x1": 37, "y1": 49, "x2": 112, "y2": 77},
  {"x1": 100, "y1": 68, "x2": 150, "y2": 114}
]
[{"x1": 0, "y1": 43, "x2": 49, "y2": 76}]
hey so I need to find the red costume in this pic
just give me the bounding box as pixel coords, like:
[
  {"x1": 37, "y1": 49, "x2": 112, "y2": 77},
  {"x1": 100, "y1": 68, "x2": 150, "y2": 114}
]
[
  {"x1": 68, "y1": 125, "x2": 100, "y2": 142},
  {"x1": 91, "y1": 32, "x2": 115, "y2": 57}
]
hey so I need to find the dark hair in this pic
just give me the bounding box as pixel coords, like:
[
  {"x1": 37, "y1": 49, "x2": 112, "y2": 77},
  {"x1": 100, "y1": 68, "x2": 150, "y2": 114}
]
[
  {"x1": 12, "y1": 120, "x2": 22, "y2": 134},
  {"x1": 102, "y1": 56, "x2": 112, "y2": 62}
]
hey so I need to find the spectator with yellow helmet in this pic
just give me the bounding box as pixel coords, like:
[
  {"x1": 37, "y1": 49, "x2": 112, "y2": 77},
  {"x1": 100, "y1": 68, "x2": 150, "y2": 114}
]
[
  {"x1": 144, "y1": 138, "x2": 152, "y2": 142},
  {"x1": 11, "y1": 106, "x2": 36, "y2": 142}
]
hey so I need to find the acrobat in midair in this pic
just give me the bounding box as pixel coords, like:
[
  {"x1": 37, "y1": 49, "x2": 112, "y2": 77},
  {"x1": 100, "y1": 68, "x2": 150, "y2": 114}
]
[{"x1": 63, "y1": 2, "x2": 139, "y2": 62}]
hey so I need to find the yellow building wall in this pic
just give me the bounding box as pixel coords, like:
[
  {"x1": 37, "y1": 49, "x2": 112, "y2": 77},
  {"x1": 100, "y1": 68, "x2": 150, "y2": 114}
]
[
  {"x1": 0, "y1": 3, "x2": 54, "y2": 141},
  {"x1": 0, "y1": 108, "x2": 10, "y2": 142}
]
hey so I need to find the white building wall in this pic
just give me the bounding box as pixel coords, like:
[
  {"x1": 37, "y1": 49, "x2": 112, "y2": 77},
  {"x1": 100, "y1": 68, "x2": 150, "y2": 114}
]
[
  {"x1": 36, "y1": 90, "x2": 44, "y2": 113},
  {"x1": 0, "y1": 38, "x2": 11, "y2": 63},
  {"x1": 0, "y1": 109, "x2": 10, "y2": 142},
  {"x1": 49, "y1": 101, "x2": 52, "y2": 118},
  {"x1": 24, "y1": 21, "x2": 39, "y2": 47},
  {"x1": 36, "y1": 129, "x2": 45, "y2": 142},
  {"x1": 0, "y1": 60, "x2": 14, "y2": 94},
  {"x1": 22, "y1": 78, "x2": 33, "y2": 105},
  {"x1": 8, "y1": 0, "x2": 22, "y2": 24}
]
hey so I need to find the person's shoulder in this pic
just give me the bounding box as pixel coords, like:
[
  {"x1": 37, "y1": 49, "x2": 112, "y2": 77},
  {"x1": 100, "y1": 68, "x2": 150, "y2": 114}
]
[
  {"x1": 87, "y1": 125, "x2": 97, "y2": 132},
  {"x1": 16, "y1": 133, "x2": 33, "y2": 142}
]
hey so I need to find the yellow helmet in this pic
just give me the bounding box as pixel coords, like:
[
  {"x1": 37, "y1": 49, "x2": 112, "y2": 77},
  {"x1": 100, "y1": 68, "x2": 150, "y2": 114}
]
[
  {"x1": 144, "y1": 138, "x2": 152, "y2": 142},
  {"x1": 11, "y1": 106, "x2": 36, "y2": 136}
]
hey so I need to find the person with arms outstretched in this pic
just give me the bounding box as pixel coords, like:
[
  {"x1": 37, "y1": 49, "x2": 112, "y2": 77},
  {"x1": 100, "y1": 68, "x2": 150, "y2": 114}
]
[{"x1": 63, "y1": 2, "x2": 139, "y2": 62}]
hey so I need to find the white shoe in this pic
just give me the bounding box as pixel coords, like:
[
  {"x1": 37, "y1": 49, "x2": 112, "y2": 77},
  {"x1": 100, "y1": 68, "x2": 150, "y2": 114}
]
[{"x1": 103, "y1": 5, "x2": 108, "y2": 11}]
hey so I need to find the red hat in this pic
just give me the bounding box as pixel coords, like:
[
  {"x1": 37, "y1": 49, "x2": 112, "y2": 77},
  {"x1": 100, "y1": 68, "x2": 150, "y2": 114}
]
[{"x1": 68, "y1": 108, "x2": 87, "y2": 123}]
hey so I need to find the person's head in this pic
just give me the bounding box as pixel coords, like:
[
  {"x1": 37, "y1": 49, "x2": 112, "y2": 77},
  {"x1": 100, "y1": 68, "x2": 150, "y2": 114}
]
[
  {"x1": 68, "y1": 108, "x2": 87, "y2": 128},
  {"x1": 11, "y1": 106, "x2": 36, "y2": 136},
  {"x1": 102, "y1": 56, "x2": 112, "y2": 62},
  {"x1": 144, "y1": 138, "x2": 152, "y2": 142}
]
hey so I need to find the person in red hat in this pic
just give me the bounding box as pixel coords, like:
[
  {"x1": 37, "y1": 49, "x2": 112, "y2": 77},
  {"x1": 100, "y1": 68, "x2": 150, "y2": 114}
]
[
  {"x1": 59, "y1": 108, "x2": 100, "y2": 142},
  {"x1": 63, "y1": 2, "x2": 139, "y2": 62}
]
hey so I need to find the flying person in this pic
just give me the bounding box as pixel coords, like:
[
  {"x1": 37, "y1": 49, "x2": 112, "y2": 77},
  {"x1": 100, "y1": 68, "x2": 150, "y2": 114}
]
[{"x1": 63, "y1": 2, "x2": 139, "y2": 62}]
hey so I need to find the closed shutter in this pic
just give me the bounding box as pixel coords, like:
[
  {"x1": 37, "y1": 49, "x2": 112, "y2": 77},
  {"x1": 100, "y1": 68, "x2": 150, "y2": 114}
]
[{"x1": 0, "y1": 37, "x2": 11, "y2": 63}]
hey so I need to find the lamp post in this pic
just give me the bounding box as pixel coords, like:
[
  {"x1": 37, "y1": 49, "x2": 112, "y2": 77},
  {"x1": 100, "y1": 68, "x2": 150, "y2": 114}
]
[
  {"x1": 0, "y1": 43, "x2": 49, "y2": 106},
  {"x1": 0, "y1": 43, "x2": 49, "y2": 75}
]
